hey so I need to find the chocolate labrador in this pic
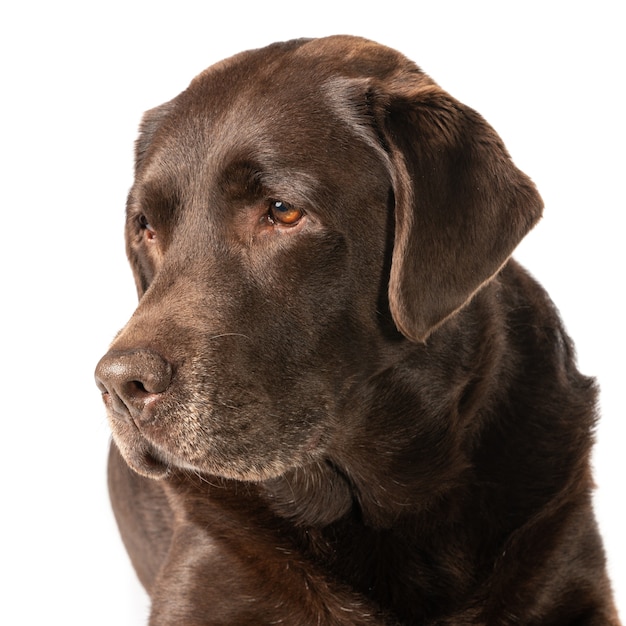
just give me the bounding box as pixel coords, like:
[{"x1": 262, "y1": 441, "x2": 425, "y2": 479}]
[{"x1": 95, "y1": 36, "x2": 620, "y2": 625}]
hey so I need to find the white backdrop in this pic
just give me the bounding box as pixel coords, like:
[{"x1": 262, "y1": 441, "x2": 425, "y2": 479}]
[{"x1": 1, "y1": 1, "x2": 623, "y2": 624}]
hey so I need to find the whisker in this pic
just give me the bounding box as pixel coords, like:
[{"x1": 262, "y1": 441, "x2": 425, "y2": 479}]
[{"x1": 208, "y1": 332, "x2": 253, "y2": 341}]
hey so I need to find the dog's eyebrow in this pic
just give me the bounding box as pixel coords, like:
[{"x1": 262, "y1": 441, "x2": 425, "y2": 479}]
[
  {"x1": 218, "y1": 157, "x2": 320, "y2": 208},
  {"x1": 217, "y1": 160, "x2": 264, "y2": 201},
  {"x1": 127, "y1": 177, "x2": 180, "y2": 226},
  {"x1": 260, "y1": 168, "x2": 321, "y2": 207}
]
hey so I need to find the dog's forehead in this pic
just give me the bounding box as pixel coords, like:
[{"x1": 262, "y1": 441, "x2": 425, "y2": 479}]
[
  {"x1": 173, "y1": 35, "x2": 416, "y2": 142},
  {"x1": 190, "y1": 35, "x2": 409, "y2": 90}
]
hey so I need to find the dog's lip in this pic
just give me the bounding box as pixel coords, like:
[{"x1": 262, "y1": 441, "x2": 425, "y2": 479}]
[
  {"x1": 133, "y1": 445, "x2": 171, "y2": 479},
  {"x1": 101, "y1": 393, "x2": 134, "y2": 424},
  {"x1": 109, "y1": 421, "x2": 172, "y2": 479}
]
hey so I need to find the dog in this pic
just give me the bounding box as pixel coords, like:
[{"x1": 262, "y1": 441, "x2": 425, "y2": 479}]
[{"x1": 95, "y1": 36, "x2": 620, "y2": 625}]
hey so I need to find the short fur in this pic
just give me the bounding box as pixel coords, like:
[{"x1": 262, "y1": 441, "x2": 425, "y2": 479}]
[{"x1": 95, "y1": 36, "x2": 619, "y2": 625}]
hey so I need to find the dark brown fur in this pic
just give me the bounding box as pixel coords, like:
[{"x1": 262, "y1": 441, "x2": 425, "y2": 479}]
[{"x1": 95, "y1": 36, "x2": 620, "y2": 625}]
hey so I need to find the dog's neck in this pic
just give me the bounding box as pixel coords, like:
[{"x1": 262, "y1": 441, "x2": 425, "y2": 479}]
[{"x1": 257, "y1": 269, "x2": 598, "y2": 539}]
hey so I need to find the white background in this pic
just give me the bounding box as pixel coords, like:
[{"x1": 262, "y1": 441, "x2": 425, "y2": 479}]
[{"x1": 1, "y1": 1, "x2": 623, "y2": 624}]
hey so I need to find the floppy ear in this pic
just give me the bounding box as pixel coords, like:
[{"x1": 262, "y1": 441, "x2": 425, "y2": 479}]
[
  {"x1": 374, "y1": 77, "x2": 543, "y2": 342},
  {"x1": 125, "y1": 101, "x2": 175, "y2": 298},
  {"x1": 133, "y1": 100, "x2": 176, "y2": 175}
]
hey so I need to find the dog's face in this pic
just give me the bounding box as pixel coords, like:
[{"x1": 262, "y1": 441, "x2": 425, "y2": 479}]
[{"x1": 96, "y1": 36, "x2": 542, "y2": 482}]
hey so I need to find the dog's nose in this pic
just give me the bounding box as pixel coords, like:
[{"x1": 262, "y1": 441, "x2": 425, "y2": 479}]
[{"x1": 95, "y1": 349, "x2": 172, "y2": 423}]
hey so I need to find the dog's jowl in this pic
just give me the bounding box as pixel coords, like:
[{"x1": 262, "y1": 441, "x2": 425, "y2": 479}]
[{"x1": 95, "y1": 36, "x2": 620, "y2": 625}]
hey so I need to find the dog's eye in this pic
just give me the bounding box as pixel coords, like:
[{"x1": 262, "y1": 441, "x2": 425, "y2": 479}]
[
  {"x1": 268, "y1": 200, "x2": 303, "y2": 226},
  {"x1": 139, "y1": 214, "x2": 157, "y2": 241}
]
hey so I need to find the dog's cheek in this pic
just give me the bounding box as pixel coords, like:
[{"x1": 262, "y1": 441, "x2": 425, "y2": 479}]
[
  {"x1": 263, "y1": 232, "x2": 352, "y2": 328},
  {"x1": 238, "y1": 229, "x2": 378, "y2": 407}
]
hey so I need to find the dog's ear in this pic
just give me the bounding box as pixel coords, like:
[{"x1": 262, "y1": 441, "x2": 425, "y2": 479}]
[
  {"x1": 371, "y1": 75, "x2": 543, "y2": 342},
  {"x1": 125, "y1": 101, "x2": 175, "y2": 298},
  {"x1": 133, "y1": 100, "x2": 176, "y2": 174}
]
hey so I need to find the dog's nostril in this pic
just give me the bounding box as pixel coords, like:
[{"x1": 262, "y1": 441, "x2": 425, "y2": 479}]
[
  {"x1": 94, "y1": 349, "x2": 172, "y2": 422},
  {"x1": 131, "y1": 380, "x2": 148, "y2": 393}
]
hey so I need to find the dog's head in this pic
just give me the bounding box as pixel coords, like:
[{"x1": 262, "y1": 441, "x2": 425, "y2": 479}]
[{"x1": 96, "y1": 36, "x2": 542, "y2": 483}]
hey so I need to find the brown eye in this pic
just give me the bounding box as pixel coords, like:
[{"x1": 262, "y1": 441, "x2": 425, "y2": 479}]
[
  {"x1": 139, "y1": 214, "x2": 156, "y2": 241},
  {"x1": 268, "y1": 200, "x2": 303, "y2": 226}
]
